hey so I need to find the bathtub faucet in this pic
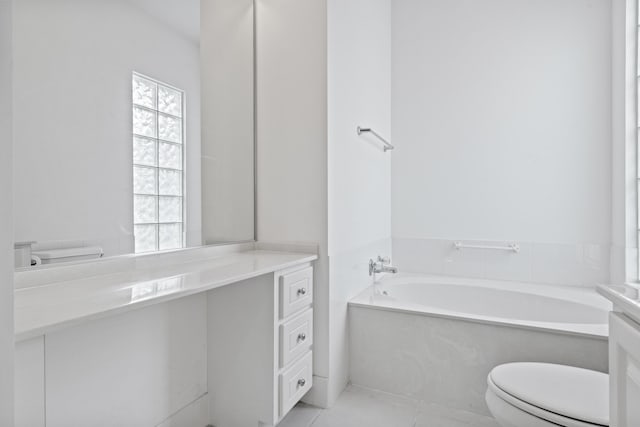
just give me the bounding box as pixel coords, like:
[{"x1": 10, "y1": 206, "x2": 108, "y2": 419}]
[{"x1": 369, "y1": 256, "x2": 398, "y2": 276}]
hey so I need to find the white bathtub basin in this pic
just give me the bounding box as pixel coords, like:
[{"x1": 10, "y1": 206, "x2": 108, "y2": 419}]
[{"x1": 350, "y1": 274, "x2": 611, "y2": 338}]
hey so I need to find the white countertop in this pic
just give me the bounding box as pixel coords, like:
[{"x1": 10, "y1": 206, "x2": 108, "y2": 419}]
[
  {"x1": 597, "y1": 284, "x2": 640, "y2": 325},
  {"x1": 15, "y1": 249, "x2": 317, "y2": 341}
]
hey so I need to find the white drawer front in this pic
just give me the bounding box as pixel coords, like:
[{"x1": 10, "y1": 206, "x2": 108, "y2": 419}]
[
  {"x1": 280, "y1": 309, "x2": 313, "y2": 368},
  {"x1": 279, "y1": 351, "x2": 313, "y2": 418},
  {"x1": 279, "y1": 267, "x2": 313, "y2": 318}
]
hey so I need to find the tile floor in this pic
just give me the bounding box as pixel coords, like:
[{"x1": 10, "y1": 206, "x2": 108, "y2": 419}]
[{"x1": 279, "y1": 385, "x2": 500, "y2": 427}]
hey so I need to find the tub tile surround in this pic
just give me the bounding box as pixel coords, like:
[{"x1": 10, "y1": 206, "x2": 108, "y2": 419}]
[
  {"x1": 280, "y1": 385, "x2": 500, "y2": 427},
  {"x1": 393, "y1": 237, "x2": 610, "y2": 287},
  {"x1": 349, "y1": 305, "x2": 608, "y2": 416}
]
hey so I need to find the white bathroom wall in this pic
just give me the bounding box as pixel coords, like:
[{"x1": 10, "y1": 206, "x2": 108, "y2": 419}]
[
  {"x1": 610, "y1": 0, "x2": 638, "y2": 284},
  {"x1": 200, "y1": 0, "x2": 255, "y2": 245},
  {"x1": 0, "y1": 0, "x2": 14, "y2": 423},
  {"x1": 391, "y1": 0, "x2": 613, "y2": 286},
  {"x1": 327, "y1": 0, "x2": 391, "y2": 405},
  {"x1": 12, "y1": 0, "x2": 202, "y2": 256},
  {"x1": 255, "y1": 0, "x2": 331, "y2": 406},
  {"x1": 257, "y1": 0, "x2": 392, "y2": 407}
]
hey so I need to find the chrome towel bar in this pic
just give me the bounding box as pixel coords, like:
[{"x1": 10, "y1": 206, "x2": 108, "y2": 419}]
[
  {"x1": 357, "y1": 126, "x2": 394, "y2": 152},
  {"x1": 453, "y1": 241, "x2": 520, "y2": 254}
]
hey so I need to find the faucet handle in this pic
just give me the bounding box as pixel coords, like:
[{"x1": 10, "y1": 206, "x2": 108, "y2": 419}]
[{"x1": 377, "y1": 256, "x2": 391, "y2": 265}]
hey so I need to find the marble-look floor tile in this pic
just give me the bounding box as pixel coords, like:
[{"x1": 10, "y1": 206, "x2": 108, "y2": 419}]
[
  {"x1": 310, "y1": 385, "x2": 418, "y2": 427},
  {"x1": 155, "y1": 394, "x2": 209, "y2": 427},
  {"x1": 414, "y1": 402, "x2": 501, "y2": 427},
  {"x1": 279, "y1": 386, "x2": 501, "y2": 427},
  {"x1": 278, "y1": 402, "x2": 322, "y2": 427}
]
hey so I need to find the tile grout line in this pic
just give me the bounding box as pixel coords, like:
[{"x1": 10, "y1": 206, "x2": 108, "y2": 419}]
[{"x1": 307, "y1": 408, "x2": 324, "y2": 427}]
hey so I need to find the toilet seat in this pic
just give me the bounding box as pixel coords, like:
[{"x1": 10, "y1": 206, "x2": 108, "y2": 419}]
[{"x1": 487, "y1": 363, "x2": 609, "y2": 427}]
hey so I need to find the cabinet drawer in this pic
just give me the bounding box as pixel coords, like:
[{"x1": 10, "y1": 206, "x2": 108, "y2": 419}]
[
  {"x1": 279, "y1": 267, "x2": 313, "y2": 318},
  {"x1": 279, "y1": 351, "x2": 313, "y2": 418},
  {"x1": 280, "y1": 309, "x2": 313, "y2": 368}
]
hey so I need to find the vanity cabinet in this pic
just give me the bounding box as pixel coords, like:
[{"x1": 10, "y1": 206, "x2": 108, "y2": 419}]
[
  {"x1": 609, "y1": 312, "x2": 640, "y2": 427},
  {"x1": 14, "y1": 250, "x2": 316, "y2": 427},
  {"x1": 278, "y1": 267, "x2": 314, "y2": 415},
  {"x1": 208, "y1": 263, "x2": 314, "y2": 427}
]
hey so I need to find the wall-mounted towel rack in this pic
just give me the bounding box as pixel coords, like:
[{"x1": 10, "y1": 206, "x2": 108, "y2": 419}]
[
  {"x1": 453, "y1": 241, "x2": 520, "y2": 254},
  {"x1": 357, "y1": 126, "x2": 394, "y2": 152}
]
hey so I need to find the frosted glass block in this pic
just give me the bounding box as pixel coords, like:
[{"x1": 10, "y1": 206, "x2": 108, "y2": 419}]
[
  {"x1": 132, "y1": 75, "x2": 157, "y2": 109},
  {"x1": 159, "y1": 223, "x2": 182, "y2": 250},
  {"x1": 159, "y1": 113, "x2": 182, "y2": 143},
  {"x1": 158, "y1": 86, "x2": 182, "y2": 117},
  {"x1": 133, "y1": 107, "x2": 157, "y2": 138},
  {"x1": 159, "y1": 169, "x2": 182, "y2": 196},
  {"x1": 133, "y1": 166, "x2": 157, "y2": 195},
  {"x1": 134, "y1": 195, "x2": 158, "y2": 223},
  {"x1": 159, "y1": 142, "x2": 182, "y2": 170},
  {"x1": 135, "y1": 224, "x2": 157, "y2": 253},
  {"x1": 133, "y1": 137, "x2": 156, "y2": 167},
  {"x1": 159, "y1": 196, "x2": 182, "y2": 222}
]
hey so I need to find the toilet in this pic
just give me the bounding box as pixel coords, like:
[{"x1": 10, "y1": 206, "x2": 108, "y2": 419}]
[{"x1": 485, "y1": 363, "x2": 609, "y2": 427}]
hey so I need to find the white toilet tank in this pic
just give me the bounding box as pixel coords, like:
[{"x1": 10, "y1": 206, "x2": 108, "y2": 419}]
[{"x1": 32, "y1": 246, "x2": 104, "y2": 265}]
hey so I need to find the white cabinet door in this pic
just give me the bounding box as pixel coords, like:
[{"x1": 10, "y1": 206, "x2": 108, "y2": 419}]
[
  {"x1": 610, "y1": 312, "x2": 640, "y2": 427},
  {"x1": 279, "y1": 309, "x2": 313, "y2": 367},
  {"x1": 279, "y1": 266, "x2": 313, "y2": 319}
]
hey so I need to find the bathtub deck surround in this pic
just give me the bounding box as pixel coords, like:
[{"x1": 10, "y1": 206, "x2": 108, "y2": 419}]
[
  {"x1": 349, "y1": 274, "x2": 610, "y2": 416},
  {"x1": 14, "y1": 244, "x2": 317, "y2": 427}
]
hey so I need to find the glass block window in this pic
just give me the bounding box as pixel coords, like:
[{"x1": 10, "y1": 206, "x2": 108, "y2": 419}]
[{"x1": 132, "y1": 73, "x2": 185, "y2": 253}]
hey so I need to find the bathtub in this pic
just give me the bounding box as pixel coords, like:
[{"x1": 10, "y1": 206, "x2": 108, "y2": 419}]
[
  {"x1": 350, "y1": 274, "x2": 611, "y2": 338},
  {"x1": 348, "y1": 274, "x2": 611, "y2": 416}
]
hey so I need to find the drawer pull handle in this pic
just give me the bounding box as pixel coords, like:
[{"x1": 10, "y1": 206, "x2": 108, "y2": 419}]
[
  {"x1": 297, "y1": 378, "x2": 306, "y2": 387},
  {"x1": 297, "y1": 288, "x2": 307, "y2": 296},
  {"x1": 297, "y1": 333, "x2": 307, "y2": 342}
]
